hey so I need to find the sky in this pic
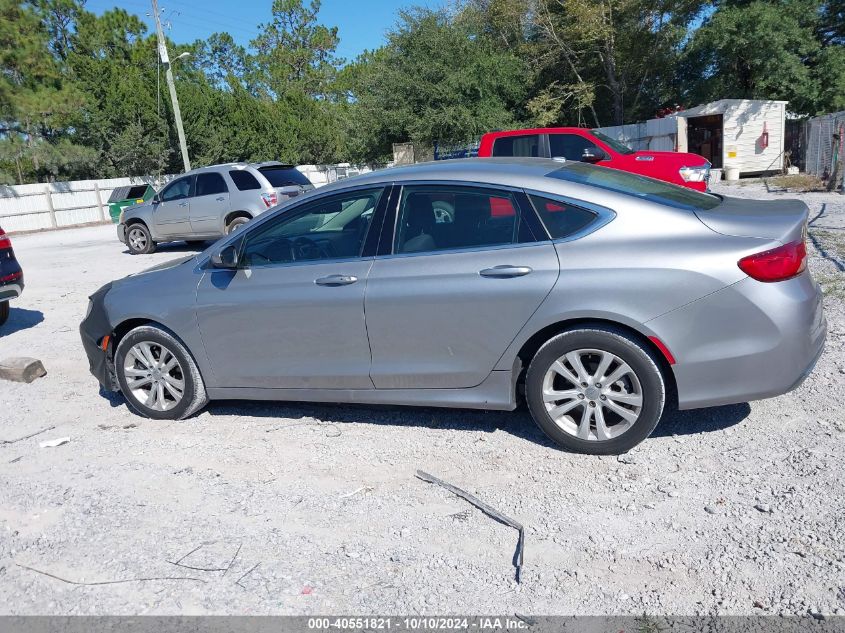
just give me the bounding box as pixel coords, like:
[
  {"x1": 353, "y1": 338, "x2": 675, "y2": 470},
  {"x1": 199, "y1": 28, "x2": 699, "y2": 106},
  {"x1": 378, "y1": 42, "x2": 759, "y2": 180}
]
[{"x1": 85, "y1": 0, "x2": 446, "y2": 61}]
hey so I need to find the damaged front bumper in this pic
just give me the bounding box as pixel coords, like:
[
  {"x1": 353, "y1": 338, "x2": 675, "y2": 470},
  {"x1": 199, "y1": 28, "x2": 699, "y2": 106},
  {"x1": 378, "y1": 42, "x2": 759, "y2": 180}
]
[{"x1": 79, "y1": 282, "x2": 118, "y2": 391}]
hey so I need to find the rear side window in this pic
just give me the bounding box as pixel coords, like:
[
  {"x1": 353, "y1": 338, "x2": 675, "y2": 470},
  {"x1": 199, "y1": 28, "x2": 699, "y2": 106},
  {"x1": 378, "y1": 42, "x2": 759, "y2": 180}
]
[
  {"x1": 228, "y1": 170, "x2": 261, "y2": 191},
  {"x1": 258, "y1": 166, "x2": 311, "y2": 187},
  {"x1": 529, "y1": 195, "x2": 597, "y2": 239},
  {"x1": 395, "y1": 186, "x2": 519, "y2": 254},
  {"x1": 547, "y1": 162, "x2": 722, "y2": 211},
  {"x1": 195, "y1": 172, "x2": 228, "y2": 196},
  {"x1": 492, "y1": 134, "x2": 540, "y2": 158}
]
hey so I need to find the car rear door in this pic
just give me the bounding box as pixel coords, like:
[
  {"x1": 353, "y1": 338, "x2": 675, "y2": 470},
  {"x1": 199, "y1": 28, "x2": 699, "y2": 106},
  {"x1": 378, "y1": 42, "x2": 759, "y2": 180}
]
[
  {"x1": 153, "y1": 176, "x2": 194, "y2": 237},
  {"x1": 364, "y1": 183, "x2": 560, "y2": 389},
  {"x1": 194, "y1": 185, "x2": 390, "y2": 389},
  {"x1": 191, "y1": 172, "x2": 230, "y2": 236}
]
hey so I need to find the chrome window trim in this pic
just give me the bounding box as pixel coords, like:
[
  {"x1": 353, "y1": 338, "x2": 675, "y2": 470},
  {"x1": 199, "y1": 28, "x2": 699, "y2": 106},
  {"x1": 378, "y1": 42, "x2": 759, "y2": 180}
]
[{"x1": 523, "y1": 188, "x2": 617, "y2": 244}]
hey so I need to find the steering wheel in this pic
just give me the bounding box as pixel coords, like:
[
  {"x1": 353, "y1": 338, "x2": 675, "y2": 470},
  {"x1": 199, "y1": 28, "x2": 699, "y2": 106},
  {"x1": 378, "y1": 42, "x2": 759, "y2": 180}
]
[{"x1": 292, "y1": 236, "x2": 331, "y2": 261}]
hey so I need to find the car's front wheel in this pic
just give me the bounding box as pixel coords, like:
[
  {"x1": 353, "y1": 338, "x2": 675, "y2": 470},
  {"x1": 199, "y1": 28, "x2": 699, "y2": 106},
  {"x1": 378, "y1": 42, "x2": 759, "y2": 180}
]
[
  {"x1": 115, "y1": 325, "x2": 208, "y2": 420},
  {"x1": 126, "y1": 223, "x2": 156, "y2": 255},
  {"x1": 0, "y1": 300, "x2": 8, "y2": 326},
  {"x1": 525, "y1": 326, "x2": 665, "y2": 454}
]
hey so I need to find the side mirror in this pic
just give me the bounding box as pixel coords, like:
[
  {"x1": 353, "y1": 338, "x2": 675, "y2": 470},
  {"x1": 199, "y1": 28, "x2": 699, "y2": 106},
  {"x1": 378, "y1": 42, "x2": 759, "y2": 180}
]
[
  {"x1": 151, "y1": 194, "x2": 161, "y2": 205},
  {"x1": 581, "y1": 148, "x2": 607, "y2": 164},
  {"x1": 211, "y1": 244, "x2": 240, "y2": 269}
]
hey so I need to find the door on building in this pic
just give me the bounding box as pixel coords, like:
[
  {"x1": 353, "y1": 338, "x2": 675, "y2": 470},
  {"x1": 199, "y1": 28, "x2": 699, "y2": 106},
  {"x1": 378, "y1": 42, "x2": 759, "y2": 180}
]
[{"x1": 687, "y1": 115, "x2": 723, "y2": 168}]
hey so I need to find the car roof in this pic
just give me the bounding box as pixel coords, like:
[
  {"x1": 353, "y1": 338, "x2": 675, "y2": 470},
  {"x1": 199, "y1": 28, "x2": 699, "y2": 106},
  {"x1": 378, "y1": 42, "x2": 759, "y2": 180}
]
[
  {"x1": 315, "y1": 157, "x2": 570, "y2": 193},
  {"x1": 186, "y1": 161, "x2": 296, "y2": 175},
  {"x1": 481, "y1": 127, "x2": 595, "y2": 139}
]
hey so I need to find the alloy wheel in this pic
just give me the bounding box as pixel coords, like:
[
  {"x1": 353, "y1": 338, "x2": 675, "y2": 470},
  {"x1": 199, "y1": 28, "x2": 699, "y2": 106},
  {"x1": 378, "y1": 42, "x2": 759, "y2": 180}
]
[
  {"x1": 123, "y1": 341, "x2": 185, "y2": 411},
  {"x1": 127, "y1": 227, "x2": 148, "y2": 252},
  {"x1": 542, "y1": 348, "x2": 643, "y2": 441}
]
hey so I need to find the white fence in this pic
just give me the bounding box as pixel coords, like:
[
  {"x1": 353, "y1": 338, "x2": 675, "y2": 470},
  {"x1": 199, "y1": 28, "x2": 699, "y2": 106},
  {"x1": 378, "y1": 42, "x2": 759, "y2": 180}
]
[{"x1": 0, "y1": 163, "x2": 379, "y2": 234}]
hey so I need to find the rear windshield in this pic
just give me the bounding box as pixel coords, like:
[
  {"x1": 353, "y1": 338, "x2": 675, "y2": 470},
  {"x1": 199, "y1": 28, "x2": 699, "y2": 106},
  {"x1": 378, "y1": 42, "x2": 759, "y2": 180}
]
[
  {"x1": 547, "y1": 163, "x2": 721, "y2": 211},
  {"x1": 258, "y1": 167, "x2": 311, "y2": 188}
]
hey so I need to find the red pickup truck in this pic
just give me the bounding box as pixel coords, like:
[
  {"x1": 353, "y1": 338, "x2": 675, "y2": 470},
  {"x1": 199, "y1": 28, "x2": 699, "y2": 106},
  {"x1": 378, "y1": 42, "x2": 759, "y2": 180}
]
[{"x1": 477, "y1": 127, "x2": 711, "y2": 192}]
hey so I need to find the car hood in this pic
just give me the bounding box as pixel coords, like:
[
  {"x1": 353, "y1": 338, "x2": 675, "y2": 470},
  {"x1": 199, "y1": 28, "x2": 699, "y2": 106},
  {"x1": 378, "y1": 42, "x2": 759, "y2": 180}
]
[
  {"x1": 131, "y1": 255, "x2": 197, "y2": 277},
  {"x1": 631, "y1": 150, "x2": 709, "y2": 168}
]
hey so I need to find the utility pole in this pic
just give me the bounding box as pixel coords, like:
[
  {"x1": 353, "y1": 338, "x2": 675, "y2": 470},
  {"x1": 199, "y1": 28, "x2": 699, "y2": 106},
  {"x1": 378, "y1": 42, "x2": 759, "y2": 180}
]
[{"x1": 151, "y1": 0, "x2": 191, "y2": 172}]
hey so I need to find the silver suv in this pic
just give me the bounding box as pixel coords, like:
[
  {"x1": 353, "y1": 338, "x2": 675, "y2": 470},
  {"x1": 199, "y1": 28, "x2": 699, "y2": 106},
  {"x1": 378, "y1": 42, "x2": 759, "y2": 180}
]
[{"x1": 117, "y1": 162, "x2": 314, "y2": 254}]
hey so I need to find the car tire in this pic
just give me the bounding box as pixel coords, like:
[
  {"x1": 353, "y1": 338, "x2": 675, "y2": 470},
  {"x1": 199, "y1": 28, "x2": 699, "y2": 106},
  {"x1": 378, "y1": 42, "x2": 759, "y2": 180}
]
[
  {"x1": 115, "y1": 325, "x2": 208, "y2": 420},
  {"x1": 126, "y1": 223, "x2": 156, "y2": 255},
  {"x1": 0, "y1": 300, "x2": 8, "y2": 326},
  {"x1": 525, "y1": 325, "x2": 665, "y2": 455},
  {"x1": 225, "y1": 215, "x2": 250, "y2": 235}
]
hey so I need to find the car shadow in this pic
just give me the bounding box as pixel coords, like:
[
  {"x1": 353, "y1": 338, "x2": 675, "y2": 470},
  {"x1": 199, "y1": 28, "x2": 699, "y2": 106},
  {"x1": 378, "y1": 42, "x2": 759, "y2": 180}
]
[
  {"x1": 0, "y1": 307, "x2": 44, "y2": 337},
  {"x1": 652, "y1": 402, "x2": 751, "y2": 437},
  {"x1": 208, "y1": 399, "x2": 559, "y2": 448},
  {"x1": 204, "y1": 399, "x2": 752, "y2": 449},
  {"x1": 121, "y1": 241, "x2": 210, "y2": 256}
]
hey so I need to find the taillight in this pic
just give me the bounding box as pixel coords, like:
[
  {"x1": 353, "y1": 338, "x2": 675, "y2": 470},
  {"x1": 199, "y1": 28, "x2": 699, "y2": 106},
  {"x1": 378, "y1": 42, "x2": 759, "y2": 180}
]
[
  {"x1": 0, "y1": 228, "x2": 11, "y2": 250},
  {"x1": 260, "y1": 192, "x2": 278, "y2": 208},
  {"x1": 679, "y1": 164, "x2": 710, "y2": 183},
  {"x1": 738, "y1": 240, "x2": 807, "y2": 282}
]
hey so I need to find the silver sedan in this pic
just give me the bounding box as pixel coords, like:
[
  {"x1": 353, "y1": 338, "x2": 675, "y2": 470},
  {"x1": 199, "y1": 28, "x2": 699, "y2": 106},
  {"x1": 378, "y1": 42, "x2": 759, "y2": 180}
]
[{"x1": 81, "y1": 158, "x2": 826, "y2": 454}]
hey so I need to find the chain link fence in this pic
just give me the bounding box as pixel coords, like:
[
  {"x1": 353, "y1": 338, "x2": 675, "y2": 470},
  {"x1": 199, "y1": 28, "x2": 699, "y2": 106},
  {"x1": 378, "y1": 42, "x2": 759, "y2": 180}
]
[{"x1": 804, "y1": 111, "x2": 845, "y2": 189}]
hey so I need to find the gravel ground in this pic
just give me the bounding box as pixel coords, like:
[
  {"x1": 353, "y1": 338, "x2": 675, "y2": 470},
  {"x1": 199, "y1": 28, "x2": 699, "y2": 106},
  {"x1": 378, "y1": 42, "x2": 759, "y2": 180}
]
[{"x1": 0, "y1": 181, "x2": 843, "y2": 616}]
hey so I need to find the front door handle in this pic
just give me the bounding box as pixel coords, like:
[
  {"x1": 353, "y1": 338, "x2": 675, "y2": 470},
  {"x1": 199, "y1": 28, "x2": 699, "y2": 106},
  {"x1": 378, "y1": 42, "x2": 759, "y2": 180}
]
[
  {"x1": 215, "y1": 196, "x2": 226, "y2": 201},
  {"x1": 479, "y1": 265, "x2": 532, "y2": 278},
  {"x1": 178, "y1": 201, "x2": 188, "y2": 207},
  {"x1": 315, "y1": 274, "x2": 358, "y2": 286}
]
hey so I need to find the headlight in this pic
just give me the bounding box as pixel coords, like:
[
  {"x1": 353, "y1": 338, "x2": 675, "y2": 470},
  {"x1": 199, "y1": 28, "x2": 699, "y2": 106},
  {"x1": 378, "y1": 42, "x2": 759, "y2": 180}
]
[
  {"x1": 85, "y1": 299, "x2": 94, "y2": 319},
  {"x1": 679, "y1": 164, "x2": 710, "y2": 183}
]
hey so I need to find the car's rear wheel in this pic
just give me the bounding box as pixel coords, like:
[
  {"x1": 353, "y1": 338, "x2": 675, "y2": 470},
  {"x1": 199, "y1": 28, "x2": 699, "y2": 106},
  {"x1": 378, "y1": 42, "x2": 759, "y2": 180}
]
[
  {"x1": 115, "y1": 325, "x2": 208, "y2": 420},
  {"x1": 225, "y1": 215, "x2": 250, "y2": 235},
  {"x1": 525, "y1": 326, "x2": 665, "y2": 454},
  {"x1": 0, "y1": 300, "x2": 8, "y2": 326},
  {"x1": 126, "y1": 224, "x2": 156, "y2": 255}
]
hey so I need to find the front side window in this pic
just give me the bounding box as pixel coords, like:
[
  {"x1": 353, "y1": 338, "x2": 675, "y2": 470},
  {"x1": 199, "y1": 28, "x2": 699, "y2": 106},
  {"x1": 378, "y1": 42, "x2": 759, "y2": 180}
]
[
  {"x1": 547, "y1": 162, "x2": 721, "y2": 211},
  {"x1": 240, "y1": 188, "x2": 383, "y2": 266},
  {"x1": 529, "y1": 194, "x2": 598, "y2": 239},
  {"x1": 492, "y1": 134, "x2": 540, "y2": 158},
  {"x1": 160, "y1": 177, "x2": 192, "y2": 202},
  {"x1": 549, "y1": 134, "x2": 601, "y2": 162},
  {"x1": 394, "y1": 186, "x2": 519, "y2": 254},
  {"x1": 195, "y1": 173, "x2": 228, "y2": 196}
]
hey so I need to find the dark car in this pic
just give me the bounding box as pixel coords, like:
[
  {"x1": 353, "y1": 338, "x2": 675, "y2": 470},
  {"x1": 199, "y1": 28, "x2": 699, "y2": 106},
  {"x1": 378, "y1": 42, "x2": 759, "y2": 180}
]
[{"x1": 0, "y1": 227, "x2": 24, "y2": 327}]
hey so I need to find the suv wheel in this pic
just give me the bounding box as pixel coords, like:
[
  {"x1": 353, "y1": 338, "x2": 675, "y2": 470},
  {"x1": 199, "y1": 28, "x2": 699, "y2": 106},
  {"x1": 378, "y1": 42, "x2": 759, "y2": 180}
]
[
  {"x1": 525, "y1": 326, "x2": 665, "y2": 455},
  {"x1": 126, "y1": 224, "x2": 156, "y2": 255},
  {"x1": 0, "y1": 300, "x2": 8, "y2": 326},
  {"x1": 225, "y1": 215, "x2": 250, "y2": 234},
  {"x1": 115, "y1": 325, "x2": 208, "y2": 420}
]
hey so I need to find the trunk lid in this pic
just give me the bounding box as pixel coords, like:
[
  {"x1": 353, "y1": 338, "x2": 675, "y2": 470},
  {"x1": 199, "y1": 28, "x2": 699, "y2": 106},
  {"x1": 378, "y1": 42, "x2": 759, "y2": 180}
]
[{"x1": 695, "y1": 196, "x2": 808, "y2": 243}]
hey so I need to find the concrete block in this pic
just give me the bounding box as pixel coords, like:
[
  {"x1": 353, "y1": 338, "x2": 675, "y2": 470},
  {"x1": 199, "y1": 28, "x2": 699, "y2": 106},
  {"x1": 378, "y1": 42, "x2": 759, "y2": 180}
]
[{"x1": 0, "y1": 357, "x2": 47, "y2": 384}]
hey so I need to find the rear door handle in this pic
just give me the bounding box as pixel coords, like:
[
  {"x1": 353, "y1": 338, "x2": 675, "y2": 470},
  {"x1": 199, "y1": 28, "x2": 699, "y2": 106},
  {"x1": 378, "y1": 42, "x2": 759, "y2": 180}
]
[
  {"x1": 479, "y1": 265, "x2": 532, "y2": 278},
  {"x1": 315, "y1": 274, "x2": 358, "y2": 286}
]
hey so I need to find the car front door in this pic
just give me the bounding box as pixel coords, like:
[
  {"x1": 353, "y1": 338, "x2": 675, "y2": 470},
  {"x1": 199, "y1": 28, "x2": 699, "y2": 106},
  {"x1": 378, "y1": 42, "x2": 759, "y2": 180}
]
[
  {"x1": 191, "y1": 172, "x2": 230, "y2": 236},
  {"x1": 194, "y1": 185, "x2": 389, "y2": 389},
  {"x1": 364, "y1": 184, "x2": 560, "y2": 389},
  {"x1": 153, "y1": 176, "x2": 193, "y2": 237}
]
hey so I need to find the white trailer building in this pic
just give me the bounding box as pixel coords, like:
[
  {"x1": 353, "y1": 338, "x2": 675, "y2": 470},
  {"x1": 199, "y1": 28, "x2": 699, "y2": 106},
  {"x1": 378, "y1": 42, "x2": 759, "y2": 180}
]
[{"x1": 595, "y1": 99, "x2": 788, "y2": 179}]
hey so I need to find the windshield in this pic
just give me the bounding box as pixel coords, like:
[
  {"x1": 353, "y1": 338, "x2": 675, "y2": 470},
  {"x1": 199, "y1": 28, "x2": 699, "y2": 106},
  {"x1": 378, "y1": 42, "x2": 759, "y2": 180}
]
[
  {"x1": 259, "y1": 166, "x2": 312, "y2": 188},
  {"x1": 591, "y1": 130, "x2": 636, "y2": 155},
  {"x1": 547, "y1": 162, "x2": 721, "y2": 211}
]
